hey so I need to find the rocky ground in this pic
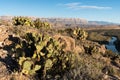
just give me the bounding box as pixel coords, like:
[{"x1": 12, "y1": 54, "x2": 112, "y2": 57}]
[
  {"x1": 0, "y1": 26, "x2": 31, "y2": 80},
  {"x1": 0, "y1": 25, "x2": 120, "y2": 80}
]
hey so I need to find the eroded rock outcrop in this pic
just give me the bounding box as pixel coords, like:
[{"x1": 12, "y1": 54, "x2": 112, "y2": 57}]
[{"x1": 53, "y1": 35, "x2": 84, "y2": 53}]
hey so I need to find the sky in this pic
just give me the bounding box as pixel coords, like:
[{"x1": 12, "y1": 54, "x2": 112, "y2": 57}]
[{"x1": 0, "y1": 0, "x2": 120, "y2": 23}]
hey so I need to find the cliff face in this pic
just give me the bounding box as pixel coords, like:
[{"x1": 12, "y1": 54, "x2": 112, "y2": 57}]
[
  {"x1": 39, "y1": 18, "x2": 88, "y2": 24},
  {"x1": 0, "y1": 16, "x2": 13, "y2": 20},
  {"x1": 0, "y1": 16, "x2": 88, "y2": 24}
]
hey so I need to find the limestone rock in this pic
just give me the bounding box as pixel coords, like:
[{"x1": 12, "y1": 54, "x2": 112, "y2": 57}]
[
  {"x1": 0, "y1": 26, "x2": 9, "y2": 42},
  {"x1": 0, "y1": 49, "x2": 8, "y2": 58},
  {"x1": 0, "y1": 62, "x2": 9, "y2": 79},
  {"x1": 53, "y1": 35, "x2": 84, "y2": 53}
]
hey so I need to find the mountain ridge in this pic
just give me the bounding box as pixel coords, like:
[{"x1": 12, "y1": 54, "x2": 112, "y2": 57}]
[{"x1": 0, "y1": 16, "x2": 119, "y2": 25}]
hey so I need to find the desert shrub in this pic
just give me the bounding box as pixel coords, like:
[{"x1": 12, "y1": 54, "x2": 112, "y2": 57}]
[
  {"x1": 65, "y1": 28, "x2": 74, "y2": 36},
  {"x1": 58, "y1": 29, "x2": 65, "y2": 34},
  {"x1": 33, "y1": 18, "x2": 51, "y2": 29},
  {"x1": 73, "y1": 28, "x2": 88, "y2": 40},
  {"x1": 12, "y1": 17, "x2": 51, "y2": 30},
  {"x1": 103, "y1": 50, "x2": 119, "y2": 60},
  {"x1": 62, "y1": 54, "x2": 105, "y2": 80},
  {"x1": 13, "y1": 32, "x2": 76, "y2": 79},
  {"x1": 84, "y1": 45, "x2": 99, "y2": 55},
  {"x1": 12, "y1": 16, "x2": 34, "y2": 26}
]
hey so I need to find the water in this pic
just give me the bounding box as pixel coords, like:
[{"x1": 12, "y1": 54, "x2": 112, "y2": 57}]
[{"x1": 105, "y1": 37, "x2": 118, "y2": 53}]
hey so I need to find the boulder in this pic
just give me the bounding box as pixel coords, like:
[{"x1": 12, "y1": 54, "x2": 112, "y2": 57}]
[{"x1": 53, "y1": 35, "x2": 84, "y2": 53}]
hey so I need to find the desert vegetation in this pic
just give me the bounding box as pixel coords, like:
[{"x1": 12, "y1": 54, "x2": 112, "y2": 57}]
[{"x1": 0, "y1": 16, "x2": 120, "y2": 80}]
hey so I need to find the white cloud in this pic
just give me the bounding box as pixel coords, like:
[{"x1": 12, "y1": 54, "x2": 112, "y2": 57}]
[
  {"x1": 60, "y1": 2, "x2": 112, "y2": 10},
  {"x1": 64, "y1": 2, "x2": 81, "y2": 9},
  {"x1": 65, "y1": 2, "x2": 81, "y2": 6},
  {"x1": 76, "y1": 5, "x2": 112, "y2": 9}
]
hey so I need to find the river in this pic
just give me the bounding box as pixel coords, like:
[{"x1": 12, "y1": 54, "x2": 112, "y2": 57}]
[{"x1": 105, "y1": 37, "x2": 119, "y2": 54}]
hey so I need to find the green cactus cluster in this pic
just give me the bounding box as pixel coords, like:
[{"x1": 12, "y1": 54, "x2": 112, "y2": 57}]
[
  {"x1": 73, "y1": 28, "x2": 88, "y2": 40},
  {"x1": 33, "y1": 18, "x2": 51, "y2": 29},
  {"x1": 19, "y1": 57, "x2": 41, "y2": 75},
  {"x1": 14, "y1": 32, "x2": 75, "y2": 77},
  {"x1": 12, "y1": 16, "x2": 34, "y2": 26},
  {"x1": 12, "y1": 17, "x2": 51, "y2": 29}
]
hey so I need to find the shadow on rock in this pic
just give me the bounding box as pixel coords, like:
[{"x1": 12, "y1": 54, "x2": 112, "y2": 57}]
[{"x1": 0, "y1": 35, "x2": 20, "y2": 72}]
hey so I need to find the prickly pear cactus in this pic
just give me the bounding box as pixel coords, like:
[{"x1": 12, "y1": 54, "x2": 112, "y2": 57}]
[
  {"x1": 73, "y1": 28, "x2": 88, "y2": 40},
  {"x1": 12, "y1": 16, "x2": 34, "y2": 27},
  {"x1": 19, "y1": 57, "x2": 41, "y2": 75},
  {"x1": 13, "y1": 32, "x2": 76, "y2": 77},
  {"x1": 33, "y1": 18, "x2": 51, "y2": 29}
]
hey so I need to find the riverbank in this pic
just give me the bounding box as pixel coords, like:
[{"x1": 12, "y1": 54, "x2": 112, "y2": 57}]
[{"x1": 106, "y1": 37, "x2": 119, "y2": 54}]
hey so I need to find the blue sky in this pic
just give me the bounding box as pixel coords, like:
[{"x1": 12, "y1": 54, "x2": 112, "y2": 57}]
[{"x1": 0, "y1": 0, "x2": 120, "y2": 23}]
